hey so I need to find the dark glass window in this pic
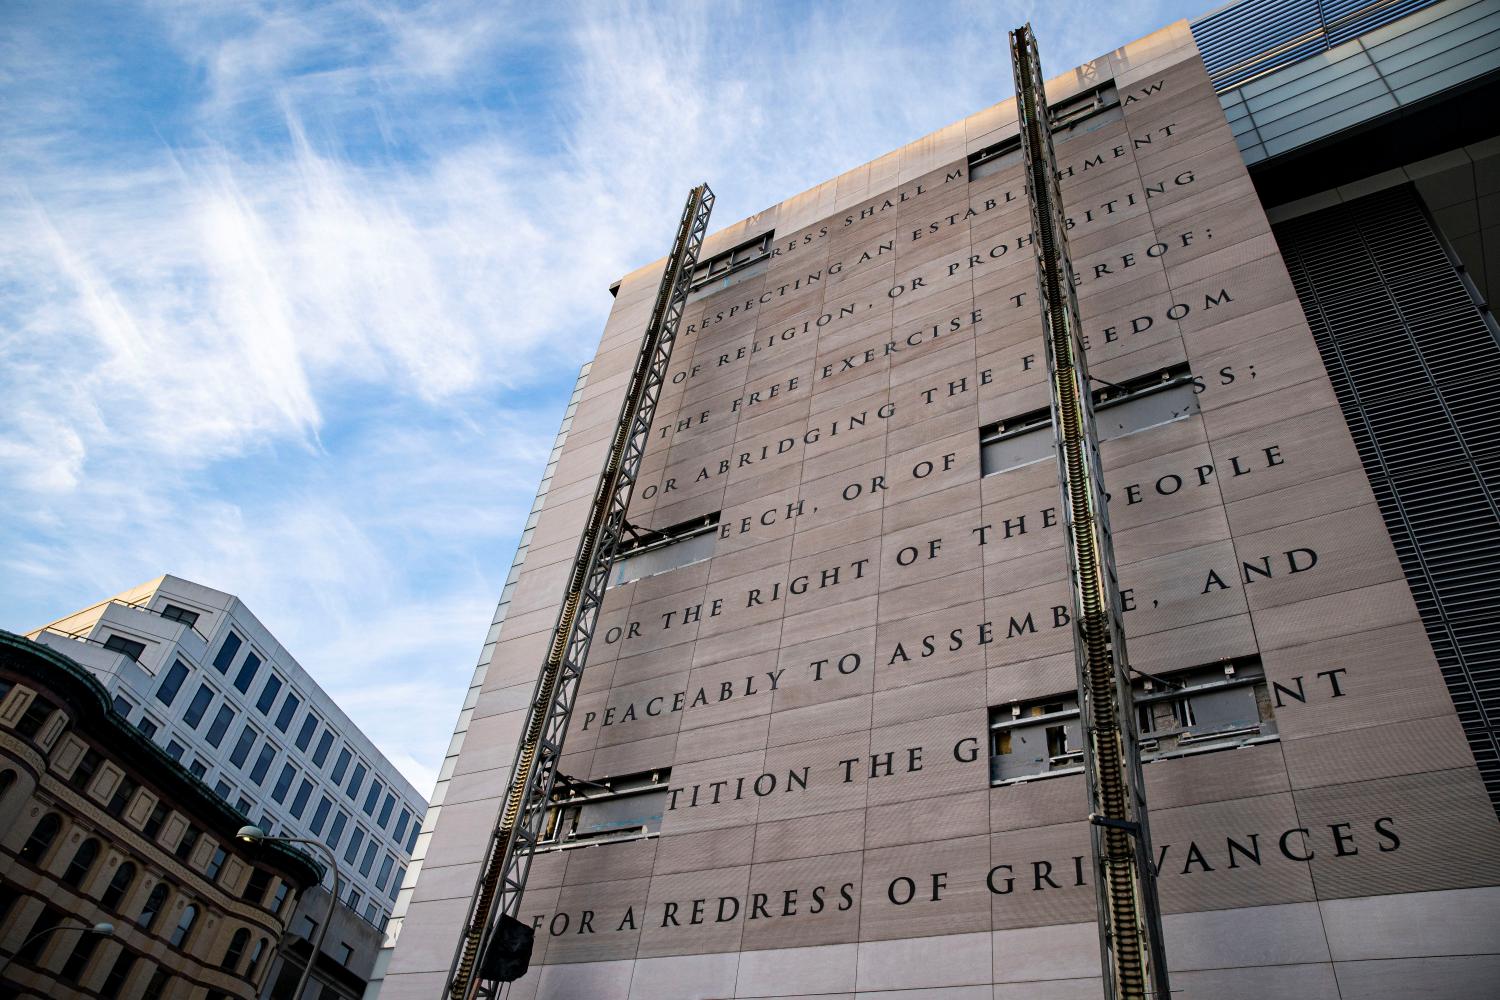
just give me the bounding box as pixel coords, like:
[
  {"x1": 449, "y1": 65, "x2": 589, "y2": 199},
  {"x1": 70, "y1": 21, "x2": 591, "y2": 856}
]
[
  {"x1": 101, "y1": 861, "x2": 137, "y2": 910},
  {"x1": 359, "y1": 839, "x2": 377, "y2": 876},
  {"x1": 142, "y1": 966, "x2": 171, "y2": 1000},
  {"x1": 206, "y1": 705, "x2": 235, "y2": 747},
  {"x1": 169, "y1": 904, "x2": 197, "y2": 948},
  {"x1": 215, "y1": 780, "x2": 232, "y2": 799},
  {"x1": 330, "y1": 748, "x2": 351, "y2": 784},
  {"x1": 255, "y1": 674, "x2": 283, "y2": 714},
  {"x1": 229, "y1": 725, "x2": 258, "y2": 768},
  {"x1": 104, "y1": 634, "x2": 146, "y2": 661},
  {"x1": 221, "y1": 927, "x2": 250, "y2": 972},
  {"x1": 155, "y1": 659, "x2": 189, "y2": 706},
  {"x1": 142, "y1": 802, "x2": 169, "y2": 840},
  {"x1": 247, "y1": 937, "x2": 269, "y2": 979},
  {"x1": 60, "y1": 932, "x2": 100, "y2": 982},
  {"x1": 274, "y1": 691, "x2": 300, "y2": 733},
  {"x1": 243, "y1": 867, "x2": 272, "y2": 905},
  {"x1": 327, "y1": 810, "x2": 349, "y2": 851},
  {"x1": 70, "y1": 749, "x2": 104, "y2": 792},
  {"x1": 17, "y1": 906, "x2": 63, "y2": 963},
  {"x1": 346, "y1": 761, "x2": 367, "y2": 801},
  {"x1": 135, "y1": 717, "x2": 158, "y2": 739},
  {"x1": 270, "y1": 880, "x2": 289, "y2": 914},
  {"x1": 206, "y1": 846, "x2": 227, "y2": 880},
  {"x1": 376, "y1": 854, "x2": 395, "y2": 890},
  {"x1": 312, "y1": 730, "x2": 334, "y2": 766},
  {"x1": 161, "y1": 604, "x2": 199, "y2": 628},
  {"x1": 249, "y1": 744, "x2": 276, "y2": 784},
  {"x1": 407, "y1": 822, "x2": 419, "y2": 853},
  {"x1": 61, "y1": 837, "x2": 100, "y2": 888},
  {"x1": 137, "y1": 883, "x2": 169, "y2": 930},
  {"x1": 363, "y1": 778, "x2": 383, "y2": 816},
  {"x1": 175, "y1": 825, "x2": 201, "y2": 862},
  {"x1": 290, "y1": 778, "x2": 314, "y2": 819},
  {"x1": 166, "y1": 740, "x2": 185, "y2": 761},
  {"x1": 0, "y1": 769, "x2": 11, "y2": 802},
  {"x1": 233, "y1": 652, "x2": 261, "y2": 694},
  {"x1": 16, "y1": 695, "x2": 58, "y2": 739},
  {"x1": 100, "y1": 949, "x2": 137, "y2": 998},
  {"x1": 295, "y1": 714, "x2": 319, "y2": 751},
  {"x1": 393, "y1": 809, "x2": 412, "y2": 844},
  {"x1": 111, "y1": 694, "x2": 134, "y2": 717},
  {"x1": 19, "y1": 813, "x2": 61, "y2": 863},
  {"x1": 106, "y1": 776, "x2": 138, "y2": 818},
  {"x1": 236, "y1": 796, "x2": 252, "y2": 815},
  {"x1": 310, "y1": 796, "x2": 332, "y2": 835},
  {"x1": 189, "y1": 759, "x2": 207, "y2": 779},
  {"x1": 389, "y1": 866, "x2": 405, "y2": 902},
  {"x1": 377, "y1": 792, "x2": 396, "y2": 828},
  {"x1": 343, "y1": 826, "x2": 365, "y2": 864},
  {"x1": 183, "y1": 684, "x2": 214, "y2": 728},
  {"x1": 212, "y1": 632, "x2": 242, "y2": 672},
  {"x1": 271, "y1": 764, "x2": 295, "y2": 803}
]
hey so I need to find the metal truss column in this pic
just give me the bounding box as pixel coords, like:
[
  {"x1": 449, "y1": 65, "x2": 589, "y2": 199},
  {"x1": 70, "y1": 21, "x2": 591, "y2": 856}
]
[
  {"x1": 444, "y1": 183, "x2": 715, "y2": 1000},
  {"x1": 1008, "y1": 25, "x2": 1171, "y2": 1000}
]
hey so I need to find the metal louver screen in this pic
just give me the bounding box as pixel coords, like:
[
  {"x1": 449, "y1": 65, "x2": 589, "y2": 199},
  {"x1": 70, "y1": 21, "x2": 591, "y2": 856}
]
[{"x1": 1275, "y1": 184, "x2": 1500, "y2": 816}]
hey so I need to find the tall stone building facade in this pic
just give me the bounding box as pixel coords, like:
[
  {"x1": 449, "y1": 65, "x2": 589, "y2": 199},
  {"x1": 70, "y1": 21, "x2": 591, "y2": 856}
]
[{"x1": 381, "y1": 3, "x2": 1500, "y2": 997}]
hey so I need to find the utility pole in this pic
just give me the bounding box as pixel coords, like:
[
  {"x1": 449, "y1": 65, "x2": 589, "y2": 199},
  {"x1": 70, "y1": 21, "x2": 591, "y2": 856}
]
[
  {"x1": 443, "y1": 184, "x2": 715, "y2": 1000},
  {"x1": 1008, "y1": 24, "x2": 1171, "y2": 1000}
]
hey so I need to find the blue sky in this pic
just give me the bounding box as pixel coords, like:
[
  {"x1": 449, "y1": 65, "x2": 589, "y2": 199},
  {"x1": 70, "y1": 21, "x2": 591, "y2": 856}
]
[{"x1": 0, "y1": 0, "x2": 1208, "y2": 792}]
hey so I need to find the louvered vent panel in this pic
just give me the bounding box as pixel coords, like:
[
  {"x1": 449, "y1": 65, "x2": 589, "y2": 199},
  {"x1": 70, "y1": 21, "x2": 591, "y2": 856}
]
[{"x1": 1276, "y1": 184, "x2": 1500, "y2": 816}]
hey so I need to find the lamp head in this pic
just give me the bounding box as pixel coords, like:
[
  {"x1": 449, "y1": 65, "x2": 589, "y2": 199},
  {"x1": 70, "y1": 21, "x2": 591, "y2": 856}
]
[
  {"x1": 90, "y1": 922, "x2": 114, "y2": 936},
  {"x1": 237, "y1": 824, "x2": 267, "y2": 843}
]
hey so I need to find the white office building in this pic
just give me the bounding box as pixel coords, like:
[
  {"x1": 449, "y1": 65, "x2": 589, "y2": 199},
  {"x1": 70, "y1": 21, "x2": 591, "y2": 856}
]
[{"x1": 27, "y1": 575, "x2": 425, "y2": 938}]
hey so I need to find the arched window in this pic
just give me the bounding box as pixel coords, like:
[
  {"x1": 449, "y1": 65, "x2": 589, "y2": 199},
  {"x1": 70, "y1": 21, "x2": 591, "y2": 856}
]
[
  {"x1": 0, "y1": 769, "x2": 15, "y2": 801},
  {"x1": 18, "y1": 813, "x2": 61, "y2": 864},
  {"x1": 245, "y1": 937, "x2": 269, "y2": 981},
  {"x1": 137, "y1": 882, "x2": 169, "y2": 931},
  {"x1": 101, "y1": 861, "x2": 137, "y2": 911},
  {"x1": 61, "y1": 837, "x2": 101, "y2": 888},
  {"x1": 220, "y1": 927, "x2": 250, "y2": 973},
  {"x1": 169, "y1": 903, "x2": 197, "y2": 948}
]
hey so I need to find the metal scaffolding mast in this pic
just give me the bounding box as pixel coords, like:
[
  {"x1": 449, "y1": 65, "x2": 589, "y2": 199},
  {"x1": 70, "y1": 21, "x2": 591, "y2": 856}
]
[
  {"x1": 443, "y1": 183, "x2": 715, "y2": 1000},
  {"x1": 1008, "y1": 25, "x2": 1171, "y2": 1000}
]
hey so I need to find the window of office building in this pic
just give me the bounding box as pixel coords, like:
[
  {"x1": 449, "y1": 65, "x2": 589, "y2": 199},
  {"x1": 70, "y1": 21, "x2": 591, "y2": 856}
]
[
  {"x1": 160, "y1": 604, "x2": 199, "y2": 628},
  {"x1": 183, "y1": 683, "x2": 214, "y2": 728},
  {"x1": 347, "y1": 761, "x2": 367, "y2": 801},
  {"x1": 271, "y1": 764, "x2": 295, "y2": 803},
  {"x1": 229, "y1": 725, "x2": 258, "y2": 768},
  {"x1": 343, "y1": 826, "x2": 365, "y2": 865},
  {"x1": 328, "y1": 810, "x2": 349, "y2": 852},
  {"x1": 111, "y1": 694, "x2": 134, "y2": 718},
  {"x1": 136, "y1": 717, "x2": 158, "y2": 739},
  {"x1": 104, "y1": 634, "x2": 146, "y2": 661},
  {"x1": 312, "y1": 730, "x2": 334, "y2": 766},
  {"x1": 330, "y1": 748, "x2": 351, "y2": 784},
  {"x1": 155, "y1": 659, "x2": 190, "y2": 707},
  {"x1": 274, "y1": 691, "x2": 300, "y2": 732},
  {"x1": 363, "y1": 779, "x2": 383, "y2": 816},
  {"x1": 255, "y1": 674, "x2": 282, "y2": 714},
  {"x1": 206, "y1": 705, "x2": 235, "y2": 747},
  {"x1": 310, "y1": 796, "x2": 332, "y2": 835},
  {"x1": 376, "y1": 854, "x2": 394, "y2": 891},
  {"x1": 290, "y1": 778, "x2": 313, "y2": 818},
  {"x1": 249, "y1": 744, "x2": 277, "y2": 785},
  {"x1": 189, "y1": 759, "x2": 207, "y2": 779},
  {"x1": 377, "y1": 791, "x2": 395, "y2": 828},
  {"x1": 212, "y1": 632, "x2": 242, "y2": 672},
  {"x1": 233, "y1": 652, "x2": 262, "y2": 694},
  {"x1": 393, "y1": 809, "x2": 411, "y2": 843},
  {"x1": 295, "y1": 714, "x2": 319, "y2": 751},
  {"x1": 359, "y1": 840, "x2": 377, "y2": 877},
  {"x1": 166, "y1": 740, "x2": 185, "y2": 761}
]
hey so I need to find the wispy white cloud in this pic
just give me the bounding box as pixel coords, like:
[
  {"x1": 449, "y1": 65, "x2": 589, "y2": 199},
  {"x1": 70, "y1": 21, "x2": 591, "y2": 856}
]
[{"x1": 1, "y1": 0, "x2": 1203, "y2": 791}]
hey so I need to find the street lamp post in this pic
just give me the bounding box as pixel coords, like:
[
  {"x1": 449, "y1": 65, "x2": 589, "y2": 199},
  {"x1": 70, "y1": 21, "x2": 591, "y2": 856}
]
[
  {"x1": 0, "y1": 919, "x2": 113, "y2": 981},
  {"x1": 238, "y1": 824, "x2": 340, "y2": 1000}
]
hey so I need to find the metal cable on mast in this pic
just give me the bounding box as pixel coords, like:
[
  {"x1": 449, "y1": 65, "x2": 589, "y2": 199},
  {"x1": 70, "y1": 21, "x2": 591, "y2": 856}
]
[
  {"x1": 1008, "y1": 25, "x2": 1171, "y2": 1000},
  {"x1": 443, "y1": 183, "x2": 715, "y2": 1000}
]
